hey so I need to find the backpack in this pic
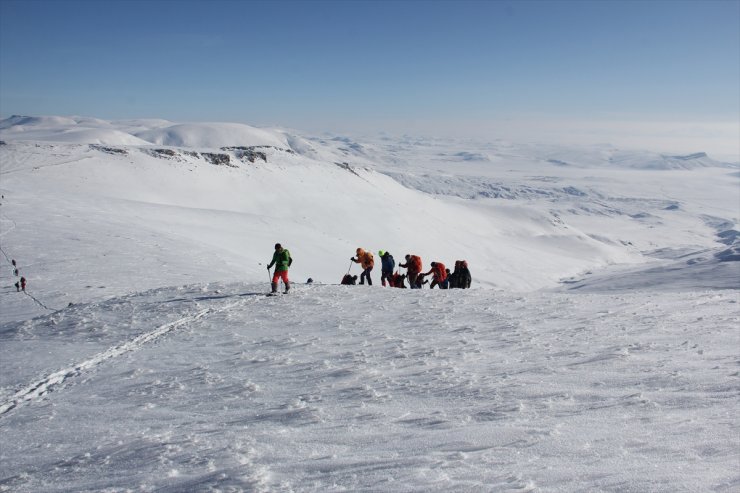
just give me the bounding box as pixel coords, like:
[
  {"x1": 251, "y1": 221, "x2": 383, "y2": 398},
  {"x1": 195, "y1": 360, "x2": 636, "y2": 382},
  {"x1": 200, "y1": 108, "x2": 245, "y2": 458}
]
[
  {"x1": 434, "y1": 262, "x2": 446, "y2": 280},
  {"x1": 410, "y1": 255, "x2": 422, "y2": 272}
]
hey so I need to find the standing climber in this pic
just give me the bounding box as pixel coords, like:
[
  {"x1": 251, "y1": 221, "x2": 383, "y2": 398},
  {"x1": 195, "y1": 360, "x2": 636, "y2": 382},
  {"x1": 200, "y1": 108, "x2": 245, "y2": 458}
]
[
  {"x1": 453, "y1": 260, "x2": 472, "y2": 289},
  {"x1": 20, "y1": 276, "x2": 26, "y2": 292},
  {"x1": 422, "y1": 262, "x2": 447, "y2": 289},
  {"x1": 378, "y1": 250, "x2": 395, "y2": 287},
  {"x1": 267, "y1": 243, "x2": 292, "y2": 293},
  {"x1": 351, "y1": 248, "x2": 374, "y2": 285},
  {"x1": 399, "y1": 254, "x2": 423, "y2": 288}
]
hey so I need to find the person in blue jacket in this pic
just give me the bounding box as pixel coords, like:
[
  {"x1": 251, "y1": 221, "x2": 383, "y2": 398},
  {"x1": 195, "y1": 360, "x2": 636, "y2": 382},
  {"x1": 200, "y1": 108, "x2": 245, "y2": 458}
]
[{"x1": 379, "y1": 250, "x2": 395, "y2": 287}]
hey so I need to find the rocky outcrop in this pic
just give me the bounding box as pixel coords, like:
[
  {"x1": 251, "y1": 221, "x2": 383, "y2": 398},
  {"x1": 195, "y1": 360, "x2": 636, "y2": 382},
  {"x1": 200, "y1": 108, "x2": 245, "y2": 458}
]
[
  {"x1": 90, "y1": 144, "x2": 128, "y2": 156},
  {"x1": 334, "y1": 161, "x2": 361, "y2": 177},
  {"x1": 137, "y1": 145, "x2": 293, "y2": 168},
  {"x1": 202, "y1": 153, "x2": 234, "y2": 167},
  {"x1": 221, "y1": 146, "x2": 268, "y2": 163},
  {"x1": 147, "y1": 148, "x2": 177, "y2": 159}
]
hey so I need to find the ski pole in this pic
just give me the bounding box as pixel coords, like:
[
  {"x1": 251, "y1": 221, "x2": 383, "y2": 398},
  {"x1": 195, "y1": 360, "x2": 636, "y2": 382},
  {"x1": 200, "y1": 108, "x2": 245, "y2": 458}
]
[{"x1": 346, "y1": 260, "x2": 354, "y2": 275}]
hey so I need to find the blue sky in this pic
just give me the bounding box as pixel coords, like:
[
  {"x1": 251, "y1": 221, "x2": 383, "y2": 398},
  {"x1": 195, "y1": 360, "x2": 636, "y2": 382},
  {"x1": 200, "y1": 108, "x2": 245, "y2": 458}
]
[{"x1": 1, "y1": 0, "x2": 738, "y2": 153}]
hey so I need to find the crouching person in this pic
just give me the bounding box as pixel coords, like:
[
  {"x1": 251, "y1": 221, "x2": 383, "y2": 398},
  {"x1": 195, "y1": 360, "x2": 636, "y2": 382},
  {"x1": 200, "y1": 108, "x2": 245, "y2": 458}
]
[{"x1": 341, "y1": 274, "x2": 358, "y2": 285}]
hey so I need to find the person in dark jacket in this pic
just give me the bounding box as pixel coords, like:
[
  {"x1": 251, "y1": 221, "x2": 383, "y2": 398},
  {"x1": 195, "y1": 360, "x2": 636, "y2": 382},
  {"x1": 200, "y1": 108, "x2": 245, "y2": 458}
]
[
  {"x1": 451, "y1": 260, "x2": 472, "y2": 289},
  {"x1": 412, "y1": 273, "x2": 428, "y2": 289},
  {"x1": 341, "y1": 274, "x2": 358, "y2": 285},
  {"x1": 378, "y1": 250, "x2": 395, "y2": 287},
  {"x1": 267, "y1": 243, "x2": 292, "y2": 293}
]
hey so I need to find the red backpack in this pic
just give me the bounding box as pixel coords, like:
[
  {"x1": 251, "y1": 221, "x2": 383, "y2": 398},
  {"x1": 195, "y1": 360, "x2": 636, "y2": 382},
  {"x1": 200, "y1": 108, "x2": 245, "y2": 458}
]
[{"x1": 434, "y1": 262, "x2": 447, "y2": 280}]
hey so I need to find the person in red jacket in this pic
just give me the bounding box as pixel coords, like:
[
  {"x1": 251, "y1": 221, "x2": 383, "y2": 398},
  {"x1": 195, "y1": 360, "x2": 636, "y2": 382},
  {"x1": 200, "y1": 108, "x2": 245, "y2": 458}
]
[
  {"x1": 399, "y1": 254, "x2": 423, "y2": 289},
  {"x1": 422, "y1": 261, "x2": 447, "y2": 289}
]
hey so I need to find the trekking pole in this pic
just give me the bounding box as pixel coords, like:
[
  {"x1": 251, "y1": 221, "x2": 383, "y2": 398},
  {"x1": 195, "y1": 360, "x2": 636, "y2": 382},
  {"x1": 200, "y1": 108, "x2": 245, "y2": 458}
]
[
  {"x1": 346, "y1": 260, "x2": 353, "y2": 275},
  {"x1": 267, "y1": 267, "x2": 272, "y2": 283}
]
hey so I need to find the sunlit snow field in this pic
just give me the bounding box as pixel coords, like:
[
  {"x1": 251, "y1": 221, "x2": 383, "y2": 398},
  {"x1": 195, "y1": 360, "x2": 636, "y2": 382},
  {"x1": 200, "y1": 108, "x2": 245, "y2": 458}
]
[{"x1": 0, "y1": 116, "x2": 738, "y2": 492}]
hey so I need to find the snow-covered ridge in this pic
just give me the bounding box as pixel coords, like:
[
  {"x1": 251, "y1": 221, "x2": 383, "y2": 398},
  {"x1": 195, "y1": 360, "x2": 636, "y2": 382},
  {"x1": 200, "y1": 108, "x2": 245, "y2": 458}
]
[
  {"x1": 133, "y1": 122, "x2": 289, "y2": 149},
  {"x1": 90, "y1": 143, "x2": 295, "y2": 167}
]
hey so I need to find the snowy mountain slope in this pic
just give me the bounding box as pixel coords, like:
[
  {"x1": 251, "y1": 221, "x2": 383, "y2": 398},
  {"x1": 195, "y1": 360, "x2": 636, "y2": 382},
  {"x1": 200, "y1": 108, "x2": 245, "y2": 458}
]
[
  {"x1": 1, "y1": 115, "x2": 738, "y2": 491},
  {"x1": 0, "y1": 283, "x2": 738, "y2": 492},
  {"x1": 0, "y1": 130, "x2": 686, "y2": 322},
  {"x1": 0, "y1": 115, "x2": 737, "y2": 323}
]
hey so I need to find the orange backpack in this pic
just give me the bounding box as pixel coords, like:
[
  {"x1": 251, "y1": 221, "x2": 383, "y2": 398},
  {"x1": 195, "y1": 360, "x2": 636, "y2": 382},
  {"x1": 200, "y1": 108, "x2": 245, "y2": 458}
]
[{"x1": 434, "y1": 262, "x2": 446, "y2": 280}]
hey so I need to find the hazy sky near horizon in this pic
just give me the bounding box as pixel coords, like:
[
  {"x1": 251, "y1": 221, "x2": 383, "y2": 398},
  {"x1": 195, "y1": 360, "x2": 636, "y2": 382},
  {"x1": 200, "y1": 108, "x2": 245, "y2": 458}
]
[{"x1": 1, "y1": 0, "x2": 738, "y2": 156}]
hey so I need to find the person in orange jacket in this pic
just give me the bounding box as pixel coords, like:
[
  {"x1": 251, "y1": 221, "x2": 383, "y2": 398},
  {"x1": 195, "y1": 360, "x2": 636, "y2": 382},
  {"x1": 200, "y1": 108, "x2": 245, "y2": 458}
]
[
  {"x1": 422, "y1": 261, "x2": 447, "y2": 289},
  {"x1": 351, "y1": 248, "x2": 374, "y2": 285}
]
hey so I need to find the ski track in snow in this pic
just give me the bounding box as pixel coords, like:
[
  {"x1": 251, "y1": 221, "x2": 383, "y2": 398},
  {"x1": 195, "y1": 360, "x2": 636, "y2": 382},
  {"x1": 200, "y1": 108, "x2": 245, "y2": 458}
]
[{"x1": 0, "y1": 297, "x2": 246, "y2": 416}]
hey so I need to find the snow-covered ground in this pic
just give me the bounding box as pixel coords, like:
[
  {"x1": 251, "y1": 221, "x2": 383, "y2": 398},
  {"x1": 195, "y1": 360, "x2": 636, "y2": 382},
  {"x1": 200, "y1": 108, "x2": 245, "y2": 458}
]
[{"x1": 0, "y1": 116, "x2": 738, "y2": 491}]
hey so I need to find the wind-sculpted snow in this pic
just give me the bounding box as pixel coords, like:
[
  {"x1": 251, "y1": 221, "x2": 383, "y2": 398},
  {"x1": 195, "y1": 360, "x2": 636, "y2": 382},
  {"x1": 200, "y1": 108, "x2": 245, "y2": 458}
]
[{"x1": 0, "y1": 283, "x2": 738, "y2": 491}]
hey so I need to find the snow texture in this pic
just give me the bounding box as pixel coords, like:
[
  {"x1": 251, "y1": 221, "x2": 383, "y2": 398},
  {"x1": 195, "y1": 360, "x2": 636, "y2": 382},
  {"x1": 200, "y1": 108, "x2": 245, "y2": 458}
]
[{"x1": 0, "y1": 115, "x2": 738, "y2": 492}]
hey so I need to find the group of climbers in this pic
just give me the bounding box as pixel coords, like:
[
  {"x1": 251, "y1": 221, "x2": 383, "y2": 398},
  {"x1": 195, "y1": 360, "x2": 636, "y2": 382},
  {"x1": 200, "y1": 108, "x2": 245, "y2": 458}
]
[
  {"x1": 346, "y1": 248, "x2": 471, "y2": 289},
  {"x1": 266, "y1": 243, "x2": 471, "y2": 293}
]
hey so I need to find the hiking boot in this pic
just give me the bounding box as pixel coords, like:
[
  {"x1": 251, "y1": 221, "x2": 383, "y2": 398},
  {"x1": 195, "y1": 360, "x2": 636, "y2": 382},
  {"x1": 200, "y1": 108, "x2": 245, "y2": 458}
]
[
  {"x1": 284, "y1": 282, "x2": 290, "y2": 294},
  {"x1": 271, "y1": 282, "x2": 278, "y2": 293}
]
